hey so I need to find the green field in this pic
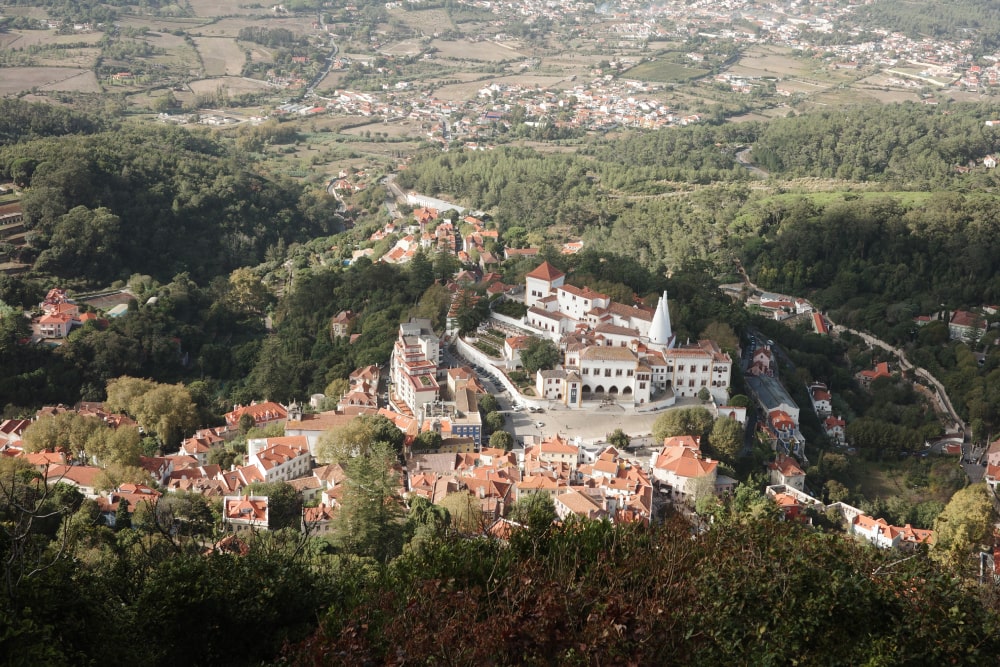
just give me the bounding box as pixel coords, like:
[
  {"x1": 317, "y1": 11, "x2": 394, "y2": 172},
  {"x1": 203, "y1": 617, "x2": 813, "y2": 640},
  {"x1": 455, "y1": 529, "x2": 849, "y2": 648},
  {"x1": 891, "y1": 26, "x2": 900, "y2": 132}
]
[
  {"x1": 854, "y1": 457, "x2": 965, "y2": 507},
  {"x1": 621, "y1": 59, "x2": 709, "y2": 83}
]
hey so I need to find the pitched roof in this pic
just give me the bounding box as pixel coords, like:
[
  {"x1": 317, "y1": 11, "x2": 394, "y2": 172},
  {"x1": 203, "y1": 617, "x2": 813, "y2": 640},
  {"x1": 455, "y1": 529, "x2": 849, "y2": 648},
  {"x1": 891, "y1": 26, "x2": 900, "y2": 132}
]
[
  {"x1": 45, "y1": 464, "x2": 102, "y2": 489},
  {"x1": 769, "y1": 455, "x2": 805, "y2": 478},
  {"x1": 579, "y1": 346, "x2": 637, "y2": 362},
  {"x1": 525, "y1": 261, "x2": 564, "y2": 282},
  {"x1": 555, "y1": 489, "x2": 602, "y2": 517}
]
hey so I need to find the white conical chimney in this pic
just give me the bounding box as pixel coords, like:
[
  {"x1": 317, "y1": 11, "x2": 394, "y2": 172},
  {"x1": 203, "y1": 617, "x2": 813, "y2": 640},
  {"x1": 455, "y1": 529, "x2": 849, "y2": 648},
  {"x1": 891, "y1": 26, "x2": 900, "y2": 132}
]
[{"x1": 648, "y1": 290, "x2": 673, "y2": 347}]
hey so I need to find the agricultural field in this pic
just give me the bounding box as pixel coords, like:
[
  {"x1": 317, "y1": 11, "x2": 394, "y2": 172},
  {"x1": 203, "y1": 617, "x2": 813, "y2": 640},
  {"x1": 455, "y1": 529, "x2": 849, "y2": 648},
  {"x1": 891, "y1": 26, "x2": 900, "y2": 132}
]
[
  {"x1": 433, "y1": 74, "x2": 569, "y2": 102},
  {"x1": 728, "y1": 46, "x2": 819, "y2": 79},
  {"x1": 621, "y1": 59, "x2": 708, "y2": 84},
  {"x1": 193, "y1": 36, "x2": 246, "y2": 76},
  {"x1": 0, "y1": 28, "x2": 103, "y2": 50},
  {"x1": 379, "y1": 38, "x2": 424, "y2": 57},
  {"x1": 116, "y1": 17, "x2": 209, "y2": 32},
  {"x1": 386, "y1": 7, "x2": 454, "y2": 34},
  {"x1": 430, "y1": 38, "x2": 525, "y2": 62},
  {"x1": 343, "y1": 120, "x2": 427, "y2": 138},
  {"x1": 0, "y1": 67, "x2": 100, "y2": 95},
  {"x1": 187, "y1": 0, "x2": 269, "y2": 18},
  {"x1": 194, "y1": 16, "x2": 321, "y2": 38},
  {"x1": 188, "y1": 76, "x2": 273, "y2": 96}
]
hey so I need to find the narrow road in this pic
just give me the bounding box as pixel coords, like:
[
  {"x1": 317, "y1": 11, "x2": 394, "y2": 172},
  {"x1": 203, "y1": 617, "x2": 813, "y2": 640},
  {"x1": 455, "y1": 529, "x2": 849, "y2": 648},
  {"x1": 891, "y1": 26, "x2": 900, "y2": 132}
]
[
  {"x1": 735, "y1": 148, "x2": 769, "y2": 178},
  {"x1": 733, "y1": 258, "x2": 965, "y2": 435},
  {"x1": 829, "y1": 323, "x2": 964, "y2": 434}
]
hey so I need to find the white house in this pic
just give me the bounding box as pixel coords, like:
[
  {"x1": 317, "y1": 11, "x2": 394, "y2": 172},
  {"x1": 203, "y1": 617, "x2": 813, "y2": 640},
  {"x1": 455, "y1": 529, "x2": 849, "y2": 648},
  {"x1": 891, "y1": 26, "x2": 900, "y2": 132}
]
[
  {"x1": 768, "y1": 455, "x2": 806, "y2": 491},
  {"x1": 649, "y1": 436, "x2": 717, "y2": 500},
  {"x1": 247, "y1": 437, "x2": 312, "y2": 483},
  {"x1": 808, "y1": 382, "x2": 832, "y2": 416}
]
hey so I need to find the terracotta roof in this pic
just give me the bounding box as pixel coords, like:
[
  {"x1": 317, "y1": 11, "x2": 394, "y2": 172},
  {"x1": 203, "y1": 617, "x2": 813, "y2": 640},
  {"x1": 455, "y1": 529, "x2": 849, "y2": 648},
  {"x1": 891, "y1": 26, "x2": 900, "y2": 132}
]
[
  {"x1": 525, "y1": 261, "x2": 564, "y2": 282},
  {"x1": 45, "y1": 464, "x2": 102, "y2": 489},
  {"x1": 555, "y1": 489, "x2": 602, "y2": 516},
  {"x1": 579, "y1": 346, "x2": 637, "y2": 362},
  {"x1": 769, "y1": 456, "x2": 805, "y2": 478}
]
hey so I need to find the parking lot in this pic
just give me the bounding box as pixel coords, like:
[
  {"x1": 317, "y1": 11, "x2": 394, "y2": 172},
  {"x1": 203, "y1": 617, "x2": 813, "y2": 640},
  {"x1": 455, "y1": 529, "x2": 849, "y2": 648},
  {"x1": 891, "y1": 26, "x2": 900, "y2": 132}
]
[
  {"x1": 499, "y1": 398, "x2": 667, "y2": 447},
  {"x1": 445, "y1": 344, "x2": 684, "y2": 448}
]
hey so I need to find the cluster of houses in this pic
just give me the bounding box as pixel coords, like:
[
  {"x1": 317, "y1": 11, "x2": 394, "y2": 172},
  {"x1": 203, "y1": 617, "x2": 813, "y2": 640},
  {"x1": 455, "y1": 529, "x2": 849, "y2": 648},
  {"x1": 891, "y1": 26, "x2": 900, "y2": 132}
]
[
  {"x1": 30, "y1": 289, "x2": 104, "y2": 341},
  {"x1": 765, "y1": 479, "x2": 935, "y2": 551},
  {"x1": 407, "y1": 436, "x2": 656, "y2": 526},
  {"x1": 809, "y1": 382, "x2": 845, "y2": 445}
]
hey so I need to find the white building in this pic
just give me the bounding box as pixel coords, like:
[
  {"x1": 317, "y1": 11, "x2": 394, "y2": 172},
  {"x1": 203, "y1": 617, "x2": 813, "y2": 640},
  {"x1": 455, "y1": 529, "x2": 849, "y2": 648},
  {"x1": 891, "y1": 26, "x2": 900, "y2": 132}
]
[
  {"x1": 247, "y1": 437, "x2": 312, "y2": 483},
  {"x1": 517, "y1": 262, "x2": 732, "y2": 405},
  {"x1": 390, "y1": 318, "x2": 441, "y2": 415}
]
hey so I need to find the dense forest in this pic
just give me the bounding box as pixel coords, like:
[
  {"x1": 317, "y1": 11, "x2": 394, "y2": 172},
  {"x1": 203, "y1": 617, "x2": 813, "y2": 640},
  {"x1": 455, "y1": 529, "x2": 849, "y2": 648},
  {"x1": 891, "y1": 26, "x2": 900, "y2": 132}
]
[
  {"x1": 751, "y1": 104, "x2": 1000, "y2": 183},
  {"x1": 0, "y1": 126, "x2": 341, "y2": 287},
  {"x1": 850, "y1": 0, "x2": 1000, "y2": 50},
  {"x1": 2, "y1": 464, "x2": 998, "y2": 666}
]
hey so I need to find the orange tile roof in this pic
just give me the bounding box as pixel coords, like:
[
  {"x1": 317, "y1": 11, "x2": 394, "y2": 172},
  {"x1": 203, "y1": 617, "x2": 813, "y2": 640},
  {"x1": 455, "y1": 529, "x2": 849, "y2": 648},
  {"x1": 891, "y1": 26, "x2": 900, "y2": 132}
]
[{"x1": 525, "y1": 260, "x2": 564, "y2": 282}]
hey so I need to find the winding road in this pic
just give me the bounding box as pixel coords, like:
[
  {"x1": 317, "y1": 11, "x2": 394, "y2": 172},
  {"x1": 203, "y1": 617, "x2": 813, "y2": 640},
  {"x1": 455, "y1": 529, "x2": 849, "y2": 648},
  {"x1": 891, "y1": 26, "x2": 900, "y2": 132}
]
[
  {"x1": 735, "y1": 148, "x2": 769, "y2": 178},
  {"x1": 733, "y1": 260, "x2": 965, "y2": 436}
]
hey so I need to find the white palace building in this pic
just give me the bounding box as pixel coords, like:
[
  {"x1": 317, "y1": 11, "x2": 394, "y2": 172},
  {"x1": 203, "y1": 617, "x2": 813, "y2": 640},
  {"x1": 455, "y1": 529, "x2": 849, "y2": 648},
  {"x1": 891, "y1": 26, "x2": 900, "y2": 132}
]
[{"x1": 521, "y1": 262, "x2": 732, "y2": 408}]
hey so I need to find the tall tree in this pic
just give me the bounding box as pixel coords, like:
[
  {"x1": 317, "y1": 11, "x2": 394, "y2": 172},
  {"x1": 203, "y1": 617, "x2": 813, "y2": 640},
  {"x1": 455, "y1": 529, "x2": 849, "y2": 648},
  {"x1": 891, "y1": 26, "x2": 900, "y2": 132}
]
[
  {"x1": 709, "y1": 417, "x2": 744, "y2": 463},
  {"x1": 931, "y1": 484, "x2": 995, "y2": 572},
  {"x1": 245, "y1": 481, "x2": 302, "y2": 532},
  {"x1": 316, "y1": 414, "x2": 404, "y2": 464},
  {"x1": 438, "y1": 492, "x2": 485, "y2": 534},
  {"x1": 333, "y1": 441, "x2": 403, "y2": 561},
  {"x1": 652, "y1": 407, "x2": 715, "y2": 442},
  {"x1": 520, "y1": 337, "x2": 561, "y2": 375}
]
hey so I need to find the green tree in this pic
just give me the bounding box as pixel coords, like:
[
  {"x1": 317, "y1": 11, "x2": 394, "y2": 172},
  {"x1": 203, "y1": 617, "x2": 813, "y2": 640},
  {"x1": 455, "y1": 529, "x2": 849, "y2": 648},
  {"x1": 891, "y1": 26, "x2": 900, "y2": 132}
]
[
  {"x1": 709, "y1": 417, "x2": 743, "y2": 463},
  {"x1": 484, "y1": 411, "x2": 505, "y2": 434},
  {"x1": 608, "y1": 428, "x2": 630, "y2": 449},
  {"x1": 94, "y1": 463, "x2": 154, "y2": 493},
  {"x1": 489, "y1": 430, "x2": 514, "y2": 450},
  {"x1": 21, "y1": 412, "x2": 106, "y2": 457},
  {"x1": 87, "y1": 425, "x2": 143, "y2": 467},
  {"x1": 323, "y1": 378, "x2": 349, "y2": 402},
  {"x1": 317, "y1": 413, "x2": 404, "y2": 464},
  {"x1": 824, "y1": 480, "x2": 850, "y2": 503},
  {"x1": 508, "y1": 492, "x2": 556, "y2": 532},
  {"x1": 239, "y1": 413, "x2": 255, "y2": 435},
  {"x1": 333, "y1": 441, "x2": 403, "y2": 561},
  {"x1": 931, "y1": 484, "x2": 994, "y2": 571},
  {"x1": 727, "y1": 394, "x2": 752, "y2": 408},
  {"x1": 156, "y1": 491, "x2": 218, "y2": 538},
  {"x1": 34, "y1": 206, "x2": 121, "y2": 285},
  {"x1": 520, "y1": 337, "x2": 561, "y2": 375},
  {"x1": 405, "y1": 495, "x2": 450, "y2": 553},
  {"x1": 225, "y1": 267, "x2": 272, "y2": 317},
  {"x1": 246, "y1": 481, "x2": 302, "y2": 531},
  {"x1": 130, "y1": 383, "x2": 199, "y2": 450},
  {"x1": 477, "y1": 393, "x2": 498, "y2": 415},
  {"x1": 700, "y1": 321, "x2": 740, "y2": 352},
  {"x1": 409, "y1": 283, "x2": 452, "y2": 332},
  {"x1": 114, "y1": 498, "x2": 131, "y2": 531},
  {"x1": 438, "y1": 491, "x2": 484, "y2": 534},
  {"x1": 413, "y1": 431, "x2": 442, "y2": 451},
  {"x1": 652, "y1": 407, "x2": 714, "y2": 442}
]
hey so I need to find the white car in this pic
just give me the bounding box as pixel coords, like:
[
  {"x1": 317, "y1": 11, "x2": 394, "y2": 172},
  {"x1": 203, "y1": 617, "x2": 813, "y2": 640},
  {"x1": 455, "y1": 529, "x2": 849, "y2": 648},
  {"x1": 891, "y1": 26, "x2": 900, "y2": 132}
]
[{"x1": 535, "y1": 421, "x2": 545, "y2": 428}]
